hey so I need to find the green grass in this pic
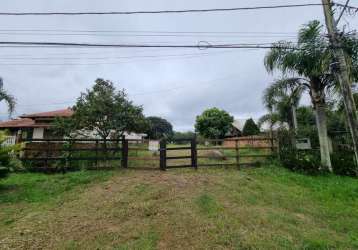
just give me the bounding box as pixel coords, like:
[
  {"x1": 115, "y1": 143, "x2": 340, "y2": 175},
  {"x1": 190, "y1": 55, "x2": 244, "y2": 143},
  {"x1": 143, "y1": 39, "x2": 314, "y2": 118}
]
[
  {"x1": 196, "y1": 194, "x2": 222, "y2": 217},
  {"x1": 0, "y1": 166, "x2": 357, "y2": 249},
  {"x1": 0, "y1": 170, "x2": 114, "y2": 203},
  {"x1": 115, "y1": 231, "x2": 159, "y2": 250}
]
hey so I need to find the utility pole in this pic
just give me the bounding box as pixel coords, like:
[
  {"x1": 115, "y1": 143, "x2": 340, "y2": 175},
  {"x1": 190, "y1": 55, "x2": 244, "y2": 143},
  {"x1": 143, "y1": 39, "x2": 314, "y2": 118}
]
[{"x1": 321, "y1": 0, "x2": 358, "y2": 168}]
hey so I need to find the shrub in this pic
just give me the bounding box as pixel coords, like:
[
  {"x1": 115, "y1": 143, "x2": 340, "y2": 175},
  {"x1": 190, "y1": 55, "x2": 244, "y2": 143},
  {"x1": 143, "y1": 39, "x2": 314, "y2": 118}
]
[
  {"x1": 279, "y1": 149, "x2": 321, "y2": 175},
  {"x1": 0, "y1": 166, "x2": 8, "y2": 178},
  {"x1": 0, "y1": 131, "x2": 22, "y2": 178},
  {"x1": 242, "y1": 118, "x2": 260, "y2": 136},
  {"x1": 331, "y1": 150, "x2": 358, "y2": 177}
]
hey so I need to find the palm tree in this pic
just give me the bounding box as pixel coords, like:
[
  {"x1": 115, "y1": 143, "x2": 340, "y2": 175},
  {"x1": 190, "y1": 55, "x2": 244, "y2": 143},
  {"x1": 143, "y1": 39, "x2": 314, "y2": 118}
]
[
  {"x1": 0, "y1": 78, "x2": 15, "y2": 115},
  {"x1": 263, "y1": 78, "x2": 304, "y2": 132},
  {"x1": 265, "y1": 20, "x2": 335, "y2": 171},
  {"x1": 257, "y1": 112, "x2": 281, "y2": 136}
]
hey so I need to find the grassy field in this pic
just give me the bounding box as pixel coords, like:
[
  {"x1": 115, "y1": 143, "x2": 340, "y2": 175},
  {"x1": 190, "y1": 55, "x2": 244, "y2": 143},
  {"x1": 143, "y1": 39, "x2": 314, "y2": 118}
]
[{"x1": 0, "y1": 166, "x2": 357, "y2": 249}]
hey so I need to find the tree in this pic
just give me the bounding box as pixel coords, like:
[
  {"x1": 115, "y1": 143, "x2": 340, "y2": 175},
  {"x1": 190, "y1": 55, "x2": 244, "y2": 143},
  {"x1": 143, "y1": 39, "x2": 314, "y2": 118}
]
[
  {"x1": 257, "y1": 112, "x2": 281, "y2": 137},
  {"x1": 52, "y1": 116, "x2": 79, "y2": 139},
  {"x1": 265, "y1": 20, "x2": 336, "y2": 171},
  {"x1": 0, "y1": 78, "x2": 15, "y2": 115},
  {"x1": 263, "y1": 78, "x2": 304, "y2": 132},
  {"x1": 54, "y1": 79, "x2": 147, "y2": 141},
  {"x1": 0, "y1": 131, "x2": 22, "y2": 178},
  {"x1": 195, "y1": 108, "x2": 233, "y2": 139},
  {"x1": 242, "y1": 118, "x2": 260, "y2": 136},
  {"x1": 171, "y1": 131, "x2": 196, "y2": 144},
  {"x1": 146, "y1": 116, "x2": 173, "y2": 139}
]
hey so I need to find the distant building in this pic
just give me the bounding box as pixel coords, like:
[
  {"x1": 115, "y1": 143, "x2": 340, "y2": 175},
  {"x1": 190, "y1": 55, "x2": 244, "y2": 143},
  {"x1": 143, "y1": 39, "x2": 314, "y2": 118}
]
[
  {"x1": 0, "y1": 108, "x2": 147, "y2": 142},
  {"x1": 0, "y1": 108, "x2": 73, "y2": 140},
  {"x1": 226, "y1": 119, "x2": 249, "y2": 138},
  {"x1": 227, "y1": 118, "x2": 289, "y2": 138}
]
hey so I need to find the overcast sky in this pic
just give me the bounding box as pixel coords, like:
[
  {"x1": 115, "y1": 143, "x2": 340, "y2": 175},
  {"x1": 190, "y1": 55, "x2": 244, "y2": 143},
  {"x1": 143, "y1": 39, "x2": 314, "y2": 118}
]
[{"x1": 0, "y1": 0, "x2": 356, "y2": 131}]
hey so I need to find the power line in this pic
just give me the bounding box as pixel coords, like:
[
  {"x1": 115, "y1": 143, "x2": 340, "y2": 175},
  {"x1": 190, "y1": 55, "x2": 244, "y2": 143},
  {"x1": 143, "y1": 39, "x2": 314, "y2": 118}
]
[
  {"x1": 336, "y1": 0, "x2": 351, "y2": 24},
  {"x1": 0, "y1": 41, "x2": 302, "y2": 49},
  {"x1": 0, "y1": 32, "x2": 297, "y2": 38},
  {"x1": 0, "y1": 49, "x2": 256, "y2": 66},
  {"x1": 335, "y1": 2, "x2": 358, "y2": 11},
  {"x1": 0, "y1": 50, "x2": 238, "y2": 60},
  {"x1": 0, "y1": 29, "x2": 298, "y2": 35},
  {"x1": 0, "y1": 3, "x2": 326, "y2": 16},
  {"x1": 0, "y1": 47, "x2": 199, "y2": 56}
]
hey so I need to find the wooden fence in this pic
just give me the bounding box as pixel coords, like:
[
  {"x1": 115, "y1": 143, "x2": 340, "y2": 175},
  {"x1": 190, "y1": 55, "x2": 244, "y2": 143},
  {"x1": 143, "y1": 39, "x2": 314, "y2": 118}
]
[
  {"x1": 20, "y1": 136, "x2": 277, "y2": 171},
  {"x1": 159, "y1": 136, "x2": 277, "y2": 170},
  {"x1": 21, "y1": 138, "x2": 125, "y2": 171}
]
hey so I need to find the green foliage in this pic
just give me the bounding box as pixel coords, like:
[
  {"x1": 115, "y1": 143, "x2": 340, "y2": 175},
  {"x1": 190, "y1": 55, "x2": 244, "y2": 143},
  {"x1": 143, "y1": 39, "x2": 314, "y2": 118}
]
[
  {"x1": 278, "y1": 128, "x2": 357, "y2": 176},
  {"x1": 265, "y1": 20, "x2": 332, "y2": 83},
  {"x1": 258, "y1": 112, "x2": 281, "y2": 130},
  {"x1": 341, "y1": 36, "x2": 358, "y2": 81},
  {"x1": 195, "y1": 107, "x2": 233, "y2": 139},
  {"x1": 0, "y1": 131, "x2": 22, "y2": 178},
  {"x1": 51, "y1": 116, "x2": 78, "y2": 138},
  {"x1": 242, "y1": 118, "x2": 260, "y2": 136},
  {"x1": 262, "y1": 78, "x2": 304, "y2": 130},
  {"x1": 331, "y1": 151, "x2": 358, "y2": 177},
  {"x1": 296, "y1": 106, "x2": 319, "y2": 148},
  {"x1": 0, "y1": 167, "x2": 8, "y2": 178},
  {"x1": 264, "y1": 20, "x2": 358, "y2": 169},
  {"x1": 145, "y1": 116, "x2": 173, "y2": 139},
  {"x1": 281, "y1": 150, "x2": 322, "y2": 175},
  {"x1": 171, "y1": 131, "x2": 196, "y2": 143},
  {"x1": 296, "y1": 105, "x2": 349, "y2": 148},
  {"x1": 53, "y1": 79, "x2": 147, "y2": 140},
  {"x1": 338, "y1": 92, "x2": 358, "y2": 112},
  {"x1": 0, "y1": 77, "x2": 16, "y2": 115}
]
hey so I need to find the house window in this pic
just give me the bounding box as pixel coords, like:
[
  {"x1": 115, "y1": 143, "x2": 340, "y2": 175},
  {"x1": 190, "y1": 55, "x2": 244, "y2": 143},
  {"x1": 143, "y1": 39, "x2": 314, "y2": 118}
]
[{"x1": 33, "y1": 128, "x2": 45, "y2": 139}]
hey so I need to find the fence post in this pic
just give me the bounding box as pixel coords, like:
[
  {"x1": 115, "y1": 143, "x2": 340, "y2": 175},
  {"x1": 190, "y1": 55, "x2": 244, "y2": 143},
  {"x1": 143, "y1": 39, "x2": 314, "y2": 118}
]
[
  {"x1": 64, "y1": 140, "x2": 72, "y2": 174},
  {"x1": 122, "y1": 138, "x2": 128, "y2": 168},
  {"x1": 46, "y1": 140, "x2": 50, "y2": 169},
  {"x1": 95, "y1": 139, "x2": 99, "y2": 168},
  {"x1": 191, "y1": 136, "x2": 197, "y2": 170},
  {"x1": 276, "y1": 135, "x2": 281, "y2": 161},
  {"x1": 160, "y1": 139, "x2": 166, "y2": 171},
  {"x1": 235, "y1": 139, "x2": 240, "y2": 170}
]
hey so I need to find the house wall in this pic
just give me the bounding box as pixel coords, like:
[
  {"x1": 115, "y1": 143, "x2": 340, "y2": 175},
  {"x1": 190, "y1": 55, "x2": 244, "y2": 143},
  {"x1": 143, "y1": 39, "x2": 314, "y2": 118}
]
[{"x1": 124, "y1": 132, "x2": 146, "y2": 140}]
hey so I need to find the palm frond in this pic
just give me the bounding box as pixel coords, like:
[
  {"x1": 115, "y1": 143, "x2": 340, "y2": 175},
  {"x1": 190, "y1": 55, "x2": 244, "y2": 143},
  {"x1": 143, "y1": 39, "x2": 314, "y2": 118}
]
[
  {"x1": 258, "y1": 113, "x2": 280, "y2": 129},
  {"x1": 0, "y1": 83, "x2": 16, "y2": 115},
  {"x1": 298, "y1": 20, "x2": 323, "y2": 45},
  {"x1": 263, "y1": 77, "x2": 305, "y2": 110},
  {"x1": 264, "y1": 41, "x2": 298, "y2": 74}
]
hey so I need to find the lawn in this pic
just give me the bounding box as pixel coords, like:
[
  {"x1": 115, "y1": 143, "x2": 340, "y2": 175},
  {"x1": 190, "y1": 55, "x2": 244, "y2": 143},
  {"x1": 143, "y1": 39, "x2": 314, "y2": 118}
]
[{"x1": 0, "y1": 166, "x2": 357, "y2": 249}]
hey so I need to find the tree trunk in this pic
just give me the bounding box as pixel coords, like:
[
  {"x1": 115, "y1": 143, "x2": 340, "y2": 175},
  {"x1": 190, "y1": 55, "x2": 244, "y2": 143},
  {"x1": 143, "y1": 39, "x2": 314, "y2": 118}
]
[
  {"x1": 315, "y1": 103, "x2": 333, "y2": 172},
  {"x1": 292, "y1": 105, "x2": 298, "y2": 134}
]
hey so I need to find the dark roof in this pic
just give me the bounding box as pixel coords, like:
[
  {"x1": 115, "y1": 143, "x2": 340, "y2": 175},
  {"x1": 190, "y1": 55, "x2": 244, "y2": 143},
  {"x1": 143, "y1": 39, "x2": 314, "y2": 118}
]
[{"x1": 20, "y1": 108, "x2": 74, "y2": 118}]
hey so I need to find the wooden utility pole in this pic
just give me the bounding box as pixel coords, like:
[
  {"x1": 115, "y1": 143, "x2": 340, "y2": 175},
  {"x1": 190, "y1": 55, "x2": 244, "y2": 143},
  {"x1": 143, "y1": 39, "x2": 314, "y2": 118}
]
[{"x1": 321, "y1": 0, "x2": 358, "y2": 168}]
